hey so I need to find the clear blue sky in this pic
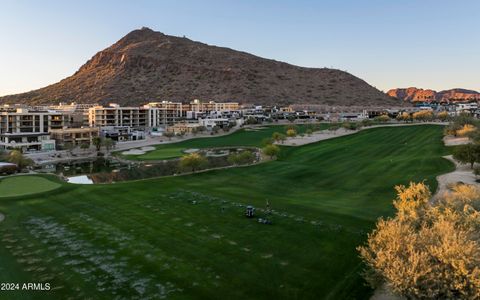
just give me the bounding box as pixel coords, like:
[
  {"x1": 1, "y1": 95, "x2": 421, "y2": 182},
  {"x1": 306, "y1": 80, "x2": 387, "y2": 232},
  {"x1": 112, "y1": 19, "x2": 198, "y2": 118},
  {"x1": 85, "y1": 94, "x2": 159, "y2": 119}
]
[{"x1": 1, "y1": 0, "x2": 479, "y2": 96}]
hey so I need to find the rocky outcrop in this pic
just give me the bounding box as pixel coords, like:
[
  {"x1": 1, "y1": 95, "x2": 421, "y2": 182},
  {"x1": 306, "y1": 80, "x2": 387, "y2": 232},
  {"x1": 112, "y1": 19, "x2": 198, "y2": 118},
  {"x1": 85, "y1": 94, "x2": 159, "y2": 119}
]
[{"x1": 387, "y1": 87, "x2": 480, "y2": 102}]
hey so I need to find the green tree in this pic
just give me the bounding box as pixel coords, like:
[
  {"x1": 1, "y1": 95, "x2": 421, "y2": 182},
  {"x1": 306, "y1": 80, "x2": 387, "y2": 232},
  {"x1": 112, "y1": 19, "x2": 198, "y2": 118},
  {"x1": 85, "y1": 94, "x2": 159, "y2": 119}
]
[
  {"x1": 272, "y1": 132, "x2": 283, "y2": 142},
  {"x1": 103, "y1": 138, "x2": 116, "y2": 152},
  {"x1": 178, "y1": 153, "x2": 208, "y2": 172},
  {"x1": 261, "y1": 137, "x2": 274, "y2": 146},
  {"x1": 453, "y1": 143, "x2": 480, "y2": 169},
  {"x1": 305, "y1": 129, "x2": 313, "y2": 136},
  {"x1": 362, "y1": 119, "x2": 372, "y2": 127},
  {"x1": 228, "y1": 150, "x2": 255, "y2": 165},
  {"x1": 262, "y1": 144, "x2": 280, "y2": 159},
  {"x1": 92, "y1": 137, "x2": 102, "y2": 152},
  {"x1": 287, "y1": 115, "x2": 296, "y2": 123}
]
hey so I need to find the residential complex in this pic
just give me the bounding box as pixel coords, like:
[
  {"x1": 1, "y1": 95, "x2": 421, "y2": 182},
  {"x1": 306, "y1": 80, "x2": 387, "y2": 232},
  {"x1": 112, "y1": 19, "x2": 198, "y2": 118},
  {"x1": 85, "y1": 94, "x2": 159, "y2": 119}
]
[
  {"x1": 0, "y1": 108, "x2": 68, "y2": 151},
  {"x1": 1, "y1": 98, "x2": 479, "y2": 153}
]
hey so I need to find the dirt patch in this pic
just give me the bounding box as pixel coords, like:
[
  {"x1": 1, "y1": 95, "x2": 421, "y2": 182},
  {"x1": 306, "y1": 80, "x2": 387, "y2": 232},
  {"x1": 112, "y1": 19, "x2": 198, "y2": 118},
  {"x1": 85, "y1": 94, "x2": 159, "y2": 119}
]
[{"x1": 443, "y1": 136, "x2": 470, "y2": 146}]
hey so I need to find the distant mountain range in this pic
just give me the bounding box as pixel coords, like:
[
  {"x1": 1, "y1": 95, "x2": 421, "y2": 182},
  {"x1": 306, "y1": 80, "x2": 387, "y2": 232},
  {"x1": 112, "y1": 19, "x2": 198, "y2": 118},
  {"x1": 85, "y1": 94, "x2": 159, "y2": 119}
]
[
  {"x1": 387, "y1": 87, "x2": 480, "y2": 102},
  {"x1": 0, "y1": 27, "x2": 398, "y2": 107}
]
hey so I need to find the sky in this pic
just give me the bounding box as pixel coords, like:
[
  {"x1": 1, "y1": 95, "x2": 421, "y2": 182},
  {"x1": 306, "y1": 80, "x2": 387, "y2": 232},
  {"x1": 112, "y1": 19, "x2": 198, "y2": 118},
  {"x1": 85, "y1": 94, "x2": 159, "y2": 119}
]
[{"x1": 0, "y1": 0, "x2": 479, "y2": 96}]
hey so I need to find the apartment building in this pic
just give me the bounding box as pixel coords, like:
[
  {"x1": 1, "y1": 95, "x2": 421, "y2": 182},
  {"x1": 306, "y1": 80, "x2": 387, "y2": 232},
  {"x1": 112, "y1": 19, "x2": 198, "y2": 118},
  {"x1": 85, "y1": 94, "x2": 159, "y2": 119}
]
[
  {"x1": 88, "y1": 104, "x2": 151, "y2": 128},
  {"x1": 49, "y1": 127, "x2": 99, "y2": 149},
  {"x1": 48, "y1": 102, "x2": 99, "y2": 127},
  {"x1": 0, "y1": 108, "x2": 68, "y2": 151},
  {"x1": 189, "y1": 99, "x2": 239, "y2": 113},
  {"x1": 144, "y1": 101, "x2": 184, "y2": 126}
]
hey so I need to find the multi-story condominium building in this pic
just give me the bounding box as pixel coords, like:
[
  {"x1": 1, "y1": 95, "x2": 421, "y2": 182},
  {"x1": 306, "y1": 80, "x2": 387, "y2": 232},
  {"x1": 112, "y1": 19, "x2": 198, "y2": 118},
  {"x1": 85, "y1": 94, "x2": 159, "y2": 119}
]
[
  {"x1": 144, "y1": 101, "x2": 184, "y2": 126},
  {"x1": 0, "y1": 108, "x2": 68, "y2": 151},
  {"x1": 189, "y1": 99, "x2": 239, "y2": 113},
  {"x1": 88, "y1": 104, "x2": 151, "y2": 128},
  {"x1": 48, "y1": 102, "x2": 99, "y2": 127},
  {"x1": 49, "y1": 127, "x2": 99, "y2": 149}
]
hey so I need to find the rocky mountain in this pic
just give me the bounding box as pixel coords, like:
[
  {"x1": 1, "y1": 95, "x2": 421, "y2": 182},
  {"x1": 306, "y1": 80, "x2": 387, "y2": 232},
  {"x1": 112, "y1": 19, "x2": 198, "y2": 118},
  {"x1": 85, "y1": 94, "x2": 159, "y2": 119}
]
[
  {"x1": 0, "y1": 27, "x2": 398, "y2": 107},
  {"x1": 387, "y1": 87, "x2": 480, "y2": 102}
]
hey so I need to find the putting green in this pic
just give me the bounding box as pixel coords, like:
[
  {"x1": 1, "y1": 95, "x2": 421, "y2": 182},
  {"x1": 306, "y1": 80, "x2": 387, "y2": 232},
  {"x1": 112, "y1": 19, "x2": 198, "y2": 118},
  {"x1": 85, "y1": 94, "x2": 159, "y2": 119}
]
[
  {"x1": 0, "y1": 175, "x2": 61, "y2": 198},
  {"x1": 0, "y1": 125, "x2": 453, "y2": 299}
]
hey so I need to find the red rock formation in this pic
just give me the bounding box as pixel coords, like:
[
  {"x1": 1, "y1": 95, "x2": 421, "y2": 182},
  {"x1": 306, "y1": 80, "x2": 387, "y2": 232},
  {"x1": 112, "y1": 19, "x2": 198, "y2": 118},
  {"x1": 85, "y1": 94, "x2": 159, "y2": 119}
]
[{"x1": 387, "y1": 87, "x2": 480, "y2": 102}]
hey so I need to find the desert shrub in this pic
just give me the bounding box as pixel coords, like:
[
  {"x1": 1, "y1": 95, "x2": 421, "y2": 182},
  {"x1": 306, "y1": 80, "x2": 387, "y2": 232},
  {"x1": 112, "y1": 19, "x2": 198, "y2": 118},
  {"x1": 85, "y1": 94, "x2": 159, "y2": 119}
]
[{"x1": 358, "y1": 183, "x2": 480, "y2": 299}]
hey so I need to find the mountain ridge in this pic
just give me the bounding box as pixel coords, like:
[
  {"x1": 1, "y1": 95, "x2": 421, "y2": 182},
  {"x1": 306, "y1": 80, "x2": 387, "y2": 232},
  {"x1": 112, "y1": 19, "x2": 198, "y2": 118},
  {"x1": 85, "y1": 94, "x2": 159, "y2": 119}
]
[{"x1": 0, "y1": 27, "x2": 398, "y2": 107}]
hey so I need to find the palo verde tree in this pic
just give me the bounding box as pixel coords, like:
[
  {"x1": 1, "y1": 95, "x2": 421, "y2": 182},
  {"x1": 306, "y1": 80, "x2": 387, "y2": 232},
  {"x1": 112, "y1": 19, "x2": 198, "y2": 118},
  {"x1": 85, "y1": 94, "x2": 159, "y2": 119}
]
[
  {"x1": 358, "y1": 182, "x2": 480, "y2": 299},
  {"x1": 374, "y1": 114, "x2": 390, "y2": 123},
  {"x1": 412, "y1": 110, "x2": 434, "y2": 122},
  {"x1": 436, "y1": 111, "x2": 449, "y2": 122},
  {"x1": 286, "y1": 129, "x2": 297, "y2": 138},
  {"x1": 178, "y1": 153, "x2": 208, "y2": 172},
  {"x1": 396, "y1": 112, "x2": 411, "y2": 123},
  {"x1": 7, "y1": 150, "x2": 33, "y2": 170},
  {"x1": 262, "y1": 144, "x2": 280, "y2": 159}
]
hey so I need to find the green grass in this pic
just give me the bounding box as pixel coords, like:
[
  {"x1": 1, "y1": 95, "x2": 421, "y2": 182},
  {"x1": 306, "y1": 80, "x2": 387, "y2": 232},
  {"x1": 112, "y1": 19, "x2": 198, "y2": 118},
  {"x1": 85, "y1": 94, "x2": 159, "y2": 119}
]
[
  {"x1": 0, "y1": 175, "x2": 61, "y2": 198},
  {"x1": 120, "y1": 124, "x2": 316, "y2": 160},
  {"x1": 0, "y1": 125, "x2": 453, "y2": 299}
]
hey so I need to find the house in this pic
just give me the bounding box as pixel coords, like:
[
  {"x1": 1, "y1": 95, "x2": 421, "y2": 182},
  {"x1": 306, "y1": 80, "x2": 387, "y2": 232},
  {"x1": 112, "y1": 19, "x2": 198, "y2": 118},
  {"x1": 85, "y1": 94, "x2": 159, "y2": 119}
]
[
  {"x1": 339, "y1": 110, "x2": 369, "y2": 121},
  {"x1": 199, "y1": 118, "x2": 231, "y2": 129},
  {"x1": 100, "y1": 126, "x2": 145, "y2": 142}
]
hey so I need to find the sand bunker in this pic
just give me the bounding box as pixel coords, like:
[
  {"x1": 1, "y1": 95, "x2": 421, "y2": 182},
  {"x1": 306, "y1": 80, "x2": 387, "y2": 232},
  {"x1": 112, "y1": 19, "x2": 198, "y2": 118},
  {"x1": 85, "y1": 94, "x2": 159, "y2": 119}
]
[
  {"x1": 122, "y1": 149, "x2": 146, "y2": 155},
  {"x1": 122, "y1": 146, "x2": 157, "y2": 155},
  {"x1": 141, "y1": 146, "x2": 155, "y2": 151},
  {"x1": 183, "y1": 148, "x2": 199, "y2": 154}
]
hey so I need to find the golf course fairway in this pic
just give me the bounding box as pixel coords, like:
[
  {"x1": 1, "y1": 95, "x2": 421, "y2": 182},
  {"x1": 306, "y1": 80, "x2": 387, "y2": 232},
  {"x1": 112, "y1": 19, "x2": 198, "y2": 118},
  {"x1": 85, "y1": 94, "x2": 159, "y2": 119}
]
[{"x1": 0, "y1": 125, "x2": 453, "y2": 299}]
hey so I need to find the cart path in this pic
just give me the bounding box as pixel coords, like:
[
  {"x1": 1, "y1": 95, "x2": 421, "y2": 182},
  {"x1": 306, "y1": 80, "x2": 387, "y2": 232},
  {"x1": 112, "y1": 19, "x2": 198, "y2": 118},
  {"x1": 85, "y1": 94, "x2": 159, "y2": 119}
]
[{"x1": 433, "y1": 155, "x2": 479, "y2": 200}]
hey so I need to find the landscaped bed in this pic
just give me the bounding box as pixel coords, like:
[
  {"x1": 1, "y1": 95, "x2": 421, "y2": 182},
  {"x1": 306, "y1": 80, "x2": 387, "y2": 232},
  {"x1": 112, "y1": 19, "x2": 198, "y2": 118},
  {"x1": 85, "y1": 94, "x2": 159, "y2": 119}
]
[
  {"x1": 0, "y1": 125, "x2": 453, "y2": 299},
  {"x1": 118, "y1": 124, "x2": 315, "y2": 161}
]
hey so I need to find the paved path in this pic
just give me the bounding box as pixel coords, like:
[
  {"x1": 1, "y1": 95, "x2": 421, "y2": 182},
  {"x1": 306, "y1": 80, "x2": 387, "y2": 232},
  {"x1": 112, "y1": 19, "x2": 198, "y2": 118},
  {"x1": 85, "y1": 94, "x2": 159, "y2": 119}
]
[{"x1": 433, "y1": 155, "x2": 479, "y2": 200}]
